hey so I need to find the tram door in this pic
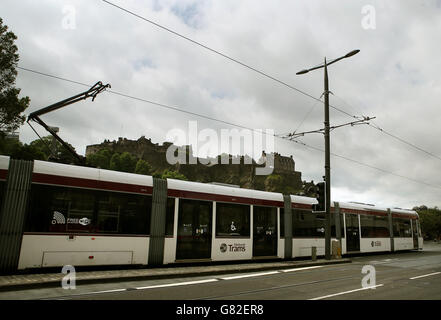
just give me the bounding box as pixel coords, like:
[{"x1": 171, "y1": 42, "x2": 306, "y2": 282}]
[
  {"x1": 253, "y1": 206, "x2": 278, "y2": 257},
  {"x1": 411, "y1": 219, "x2": 419, "y2": 249},
  {"x1": 345, "y1": 214, "x2": 360, "y2": 252},
  {"x1": 176, "y1": 199, "x2": 212, "y2": 260}
]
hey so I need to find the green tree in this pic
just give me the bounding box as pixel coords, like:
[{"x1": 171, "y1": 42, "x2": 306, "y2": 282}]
[
  {"x1": 134, "y1": 159, "x2": 152, "y2": 175},
  {"x1": 109, "y1": 152, "x2": 137, "y2": 173},
  {"x1": 264, "y1": 174, "x2": 298, "y2": 194},
  {"x1": 264, "y1": 174, "x2": 283, "y2": 192},
  {"x1": 10, "y1": 143, "x2": 46, "y2": 161},
  {"x1": 86, "y1": 148, "x2": 113, "y2": 169},
  {"x1": 0, "y1": 18, "x2": 30, "y2": 134},
  {"x1": 152, "y1": 171, "x2": 162, "y2": 179},
  {"x1": 119, "y1": 152, "x2": 137, "y2": 173},
  {"x1": 414, "y1": 206, "x2": 441, "y2": 240},
  {"x1": 29, "y1": 136, "x2": 78, "y2": 164},
  {"x1": 109, "y1": 153, "x2": 121, "y2": 171},
  {"x1": 0, "y1": 136, "x2": 46, "y2": 161},
  {"x1": 0, "y1": 135, "x2": 21, "y2": 156},
  {"x1": 0, "y1": 135, "x2": 80, "y2": 163},
  {"x1": 161, "y1": 169, "x2": 188, "y2": 181}
]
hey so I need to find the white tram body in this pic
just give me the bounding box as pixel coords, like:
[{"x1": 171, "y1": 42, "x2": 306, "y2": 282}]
[{"x1": 0, "y1": 156, "x2": 423, "y2": 272}]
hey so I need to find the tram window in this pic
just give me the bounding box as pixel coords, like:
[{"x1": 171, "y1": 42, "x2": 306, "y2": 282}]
[
  {"x1": 393, "y1": 218, "x2": 412, "y2": 237},
  {"x1": 280, "y1": 208, "x2": 284, "y2": 237},
  {"x1": 97, "y1": 192, "x2": 151, "y2": 235},
  {"x1": 316, "y1": 212, "x2": 326, "y2": 237},
  {"x1": 25, "y1": 185, "x2": 49, "y2": 232},
  {"x1": 178, "y1": 198, "x2": 212, "y2": 236},
  {"x1": 26, "y1": 184, "x2": 151, "y2": 235},
  {"x1": 66, "y1": 191, "x2": 95, "y2": 232},
  {"x1": 165, "y1": 197, "x2": 175, "y2": 236},
  {"x1": 97, "y1": 193, "x2": 120, "y2": 233},
  {"x1": 402, "y1": 219, "x2": 412, "y2": 237},
  {"x1": 340, "y1": 214, "x2": 345, "y2": 237},
  {"x1": 254, "y1": 205, "x2": 277, "y2": 236},
  {"x1": 291, "y1": 209, "x2": 344, "y2": 238},
  {"x1": 330, "y1": 212, "x2": 345, "y2": 238},
  {"x1": 25, "y1": 184, "x2": 95, "y2": 233},
  {"x1": 293, "y1": 210, "x2": 325, "y2": 238},
  {"x1": 417, "y1": 220, "x2": 422, "y2": 238},
  {"x1": 393, "y1": 221, "x2": 399, "y2": 237},
  {"x1": 360, "y1": 215, "x2": 390, "y2": 238},
  {"x1": 216, "y1": 202, "x2": 250, "y2": 237}
]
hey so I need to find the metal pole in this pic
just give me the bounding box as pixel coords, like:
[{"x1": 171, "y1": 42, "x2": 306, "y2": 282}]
[
  {"x1": 324, "y1": 58, "x2": 331, "y2": 260},
  {"x1": 295, "y1": 50, "x2": 360, "y2": 260}
]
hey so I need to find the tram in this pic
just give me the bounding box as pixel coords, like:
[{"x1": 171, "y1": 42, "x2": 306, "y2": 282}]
[{"x1": 0, "y1": 156, "x2": 423, "y2": 272}]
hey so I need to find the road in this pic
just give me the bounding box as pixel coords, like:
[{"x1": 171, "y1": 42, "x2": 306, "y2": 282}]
[{"x1": 1, "y1": 242, "x2": 441, "y2": 300}]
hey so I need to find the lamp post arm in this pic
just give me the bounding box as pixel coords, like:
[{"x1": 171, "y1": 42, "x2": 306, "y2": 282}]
[{"x1": 296, "y1": 49, "x2": 359, "y2": 75}]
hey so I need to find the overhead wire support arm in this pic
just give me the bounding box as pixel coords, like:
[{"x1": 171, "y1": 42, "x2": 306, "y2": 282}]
[
  {"x1": 283, "y1": 116, "x2": 375, "y2": 140},
  {"x1": 329, "y1": 116, "x2": 376, "y2": 132},
  {"x1": 17, "y1": 66, "x2": 441, "y2": 190},
  {"x1": 283, "y1": 128, "x2": 325, "y2": 140},
  {"x1": 27, "y1": 81, "x2": 111, "y2": 164}
]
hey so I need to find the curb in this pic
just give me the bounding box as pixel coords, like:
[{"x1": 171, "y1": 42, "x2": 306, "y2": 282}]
[{"x1": 0, "y1": 258, "x2": 351, "y2": 292}]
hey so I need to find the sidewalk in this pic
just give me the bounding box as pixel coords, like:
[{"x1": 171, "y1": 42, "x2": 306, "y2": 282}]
[{"x1": 0, "y1": 258, "x2": 351, "y2": 291}]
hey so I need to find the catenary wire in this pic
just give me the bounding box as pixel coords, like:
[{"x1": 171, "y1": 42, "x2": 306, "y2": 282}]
[
  {"x1": 290, "y1": 139, "x2": 441, "y2": 190},
  {"x1": 18, "y1": 66, "x2": 274, "y2": 138},
  {"x1": 101, "y1": 0, "x2": 441, "y2": 164},
  {"x1": 100, "y1": 0, "x2": 360, "y2": 121},
  {"x1": 332, "y1": 93, "x2": 441, "y2": 162},
  {"x1": 17, "y1": 66, "x2": 441, "y2": 190}
]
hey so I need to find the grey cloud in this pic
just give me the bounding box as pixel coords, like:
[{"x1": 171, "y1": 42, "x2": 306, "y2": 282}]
[{"x1": 2, "y1": 0, "x2": 440, "y2": 208}]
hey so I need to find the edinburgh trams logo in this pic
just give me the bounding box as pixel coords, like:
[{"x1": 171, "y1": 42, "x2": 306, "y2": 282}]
[
  {"x1": 371, "y1": 240, "x2": 381, "y2": 247},
  {"x1": 220, "y1": 243, "x2": 246, "y2": 253}
]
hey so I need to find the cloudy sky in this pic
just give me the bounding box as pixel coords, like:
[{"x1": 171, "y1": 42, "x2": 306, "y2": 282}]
[{"x1": 2, "y1": 0, "x2": 441, "y2": 209}]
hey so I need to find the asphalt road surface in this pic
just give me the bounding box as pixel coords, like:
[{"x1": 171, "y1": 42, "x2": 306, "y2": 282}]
[{"x1": 2, "y1": 242, "x2": 441, "y2": 300}]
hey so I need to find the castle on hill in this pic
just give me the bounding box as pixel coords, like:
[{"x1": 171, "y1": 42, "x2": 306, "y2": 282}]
[{"x1": 86, "y1": 136, "x2": 314, "y2": 195}]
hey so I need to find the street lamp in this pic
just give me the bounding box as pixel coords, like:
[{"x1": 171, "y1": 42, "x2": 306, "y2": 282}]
[{"x1": 296, "y1": 49, "x2": 360, "y2": 260}]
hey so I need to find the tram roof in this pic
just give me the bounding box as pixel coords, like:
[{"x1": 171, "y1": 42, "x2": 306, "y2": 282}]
[
  {"x1": 33, "y1": 159, "x2": 154, "y2": 187},
  {"x1": 0, "y1": 156, "x2": 420, "y2": 217},
  {"x1": 337, "y1": 201, "x2": 418, "y2": 217},
  {"x1": 167, "y1": 178, "x2": 285, "y2": 203}
]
